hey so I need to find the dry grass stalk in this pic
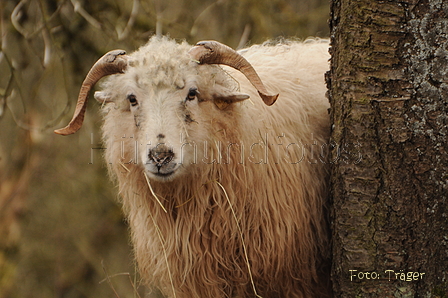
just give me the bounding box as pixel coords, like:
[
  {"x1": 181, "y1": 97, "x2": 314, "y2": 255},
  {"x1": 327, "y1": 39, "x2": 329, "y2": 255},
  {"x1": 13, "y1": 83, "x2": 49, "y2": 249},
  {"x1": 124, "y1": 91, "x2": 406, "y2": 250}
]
[
  {"x1": 119, "y1": 161, "x2": 131, "y2": 172},
  {"x1": 101, "y1": 260, "x2": 121, "y2": 298},
  {"x1": 143, "y1": 171, "x2": 167, "y2": 213},
  {"x1": 99, "y1": 266, "x2": 143, "y2": 298},
  {"x1": 147, "y1": 205, "x2": 177, "y2": 298},
  {"x1": 215, "y1": 181, "x2": 262, "y2": 298}
]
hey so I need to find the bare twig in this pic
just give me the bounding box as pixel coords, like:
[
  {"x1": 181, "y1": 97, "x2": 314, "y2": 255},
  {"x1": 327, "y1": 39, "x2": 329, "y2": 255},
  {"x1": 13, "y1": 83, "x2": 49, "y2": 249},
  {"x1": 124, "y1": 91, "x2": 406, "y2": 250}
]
[
  {"x1": 0, "y1": 54, "x2": 29, "y2": 129},
  {"x1": 98, "y1": 271, "x2": 142, "y2": 298},
  {"x1": 0, "y1": 53, "x2": 12, "y2": 119},
  {"x1": 237, "y1": 24, "x2": 252, "y2": 50},
  {"x1": 99, "y1": 272, "x2": 132, "y2": 284},
  {"x1": 11, "y1": 0, "x2": 63, "y2": 39},
  {"x1": 153, "y1": 0, "x2": 163, "y2": 37},
  {"x1": 11, "y1": 0, "x2": 29, "y2": 37},
  {"x1": 118, "y1": 0, "x2": 140, "y2": 40},
  {"x1": 0, "y1": 0, "x2": 6, "y2": 51},
  {"x1": 70, "y1": 0, "x2": 101, "y2": 29},
  {"x1": 155, "y1": 13, "x2": 163, "y2": 37},
  {"x1": 42, "y1": 29, "x2": 51, "y2": 67},
  {"x1": 190, "y1": 0, "x2": 226, "y2": 37},
  {"x1": 101, "y1": 260, "x2": 121, "y2": 298},
  {"x1": 129, "y1": 270, "x2": 143, "y2": 298}
]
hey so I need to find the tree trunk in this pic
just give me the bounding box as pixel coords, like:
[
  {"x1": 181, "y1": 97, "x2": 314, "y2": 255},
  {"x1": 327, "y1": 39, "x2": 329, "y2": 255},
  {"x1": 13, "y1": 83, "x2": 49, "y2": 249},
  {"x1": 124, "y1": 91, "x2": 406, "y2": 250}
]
[{"x1": 328, "y1": 0, "x2": 448, "y2": 297}]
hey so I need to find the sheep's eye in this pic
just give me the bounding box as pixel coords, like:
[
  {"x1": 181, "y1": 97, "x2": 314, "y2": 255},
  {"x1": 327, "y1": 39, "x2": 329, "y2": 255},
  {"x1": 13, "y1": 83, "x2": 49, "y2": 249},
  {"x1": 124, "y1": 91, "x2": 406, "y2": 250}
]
[
  {"x1": 186, "y1": 88, "x2": 199, "y2": 101},
  {"x1": 128, "y1": 94, "x2": 138, "y2": 106}
]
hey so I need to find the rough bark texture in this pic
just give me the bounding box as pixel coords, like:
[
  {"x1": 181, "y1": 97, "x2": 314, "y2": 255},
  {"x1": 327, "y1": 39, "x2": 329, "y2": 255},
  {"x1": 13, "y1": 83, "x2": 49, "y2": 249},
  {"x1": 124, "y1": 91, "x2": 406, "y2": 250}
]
[{"x1": 328, "y1": 0, "x2": 448, "y2": 297}]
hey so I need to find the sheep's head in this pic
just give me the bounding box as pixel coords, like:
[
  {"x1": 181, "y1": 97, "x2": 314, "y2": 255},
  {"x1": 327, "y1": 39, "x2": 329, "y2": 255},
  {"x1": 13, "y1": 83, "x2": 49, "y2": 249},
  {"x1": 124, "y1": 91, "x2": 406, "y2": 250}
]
[{"x1": 55, "y1": 38, "x2": 278, "y2": 181}]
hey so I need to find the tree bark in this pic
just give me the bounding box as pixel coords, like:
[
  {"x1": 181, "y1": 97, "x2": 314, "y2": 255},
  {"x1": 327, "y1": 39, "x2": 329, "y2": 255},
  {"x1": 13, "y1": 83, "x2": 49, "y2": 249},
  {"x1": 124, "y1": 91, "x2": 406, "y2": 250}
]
[{"x1": 328, "y1": 0, "x2": 448, "y2": 297}]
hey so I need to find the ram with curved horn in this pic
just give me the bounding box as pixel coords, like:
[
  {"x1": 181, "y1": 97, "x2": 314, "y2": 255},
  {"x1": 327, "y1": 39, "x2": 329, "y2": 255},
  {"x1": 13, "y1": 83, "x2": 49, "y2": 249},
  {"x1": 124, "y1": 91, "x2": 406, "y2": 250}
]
[
  {"x1": 188, "y1": 40, "x2": 279, "y2": 105},
  {"x1": 55, "y1": 40, "x2": 277, "y2": 136},
  {"x1": 54, "y1": 50, "x2": 128, "y2": 136},
  {"x1": 55, "y1": 36, "x2": 332, "y2": 298}
]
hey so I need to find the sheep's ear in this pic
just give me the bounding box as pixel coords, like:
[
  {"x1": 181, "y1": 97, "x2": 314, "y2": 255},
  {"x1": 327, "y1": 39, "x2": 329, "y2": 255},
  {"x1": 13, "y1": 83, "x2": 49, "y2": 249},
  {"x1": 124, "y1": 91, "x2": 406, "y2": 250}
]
[
  {"x1": 94, "y1": 91, "x2": 112, "y2": 104},
  {"x1": 208, "y1": 85, "x2": 250, "y2": 110},
  {"x1": 213, "y1": 93, "x2": 249, "y2": 110}
]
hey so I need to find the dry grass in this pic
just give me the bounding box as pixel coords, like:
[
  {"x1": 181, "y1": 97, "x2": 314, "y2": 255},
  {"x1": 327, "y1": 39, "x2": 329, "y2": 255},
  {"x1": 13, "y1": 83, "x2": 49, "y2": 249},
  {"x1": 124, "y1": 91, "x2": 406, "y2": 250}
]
[
  {"x1": 144, "y1": 171, "x2": 168, "y2": 213},
  {"x1": 215, "y1": 180, "x2": 263, "y2": 298},
  {"x1": 100, "y1": 261, "x2": 143, "y2": 298}
]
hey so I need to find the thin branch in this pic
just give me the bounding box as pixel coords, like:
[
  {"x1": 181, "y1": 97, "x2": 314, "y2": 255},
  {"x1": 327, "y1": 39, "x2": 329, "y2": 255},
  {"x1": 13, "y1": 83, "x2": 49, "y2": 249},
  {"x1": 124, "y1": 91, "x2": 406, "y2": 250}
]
[
  {"x1": 42, "y1": 29, "x2": 51, "y2": 67},
  {"x1": 153, "y1": 0, "x2": 163, "y2": 37},
  {"x1": 101, "y1": 260, "x2": 121, "y2": 298},
  {"x1": 0, "y1": 53, "x2": 12, "y2": 119},
  {"x1": 11, "y1": 0, "x2": 64, "y2": 39},
  {"x1": 99, "y1": 272, "x2": 129, "y2": 284},
  {"x1": 98, "y1": 270, "x2": 142, "y2": 298},
  {"x1": 237, "y1": 24, "x2": 252, "y2": 50},
  {"x1": 0, "y1": 3, "x2": 7, "y2": 118},
  {"x1": 11, "y1": 0, "x2": 29, "y2": 37},
  {"x1": 0, "y1": 0, "x2": 6, "y2": 50},
  {"x1": 190, "y1": 0, "x2": 226, "y2": 37},
  {"x1": 0, "y1": 53, "x2": 23, "y2": 125},
  {"x1": 118, "y1": 0, "x2": 140, "y2": 40},
  {"x1": 70, "y1": 0, "x2": 101, "y2": 29},
  {"x1": 155, "y1": 13, "x2": 163, "y2": 37}
]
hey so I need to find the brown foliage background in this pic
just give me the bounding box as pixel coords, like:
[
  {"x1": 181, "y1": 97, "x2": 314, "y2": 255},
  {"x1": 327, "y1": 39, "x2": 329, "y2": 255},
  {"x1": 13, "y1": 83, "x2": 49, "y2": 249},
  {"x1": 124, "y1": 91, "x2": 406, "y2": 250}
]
[{"x1": 0, "y1": 0, "x2": 328, "y2": 297}]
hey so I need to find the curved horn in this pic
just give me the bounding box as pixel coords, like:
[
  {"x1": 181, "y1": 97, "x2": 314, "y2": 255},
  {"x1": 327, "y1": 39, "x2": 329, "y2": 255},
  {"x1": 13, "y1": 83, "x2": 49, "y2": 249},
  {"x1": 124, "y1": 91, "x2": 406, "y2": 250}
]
[
  {"x1": 188, "y1": 40, "x2": 278, "y2": 106},
  {"x1": 54, "y1": 50, "x2": 128, "y2": 136}
]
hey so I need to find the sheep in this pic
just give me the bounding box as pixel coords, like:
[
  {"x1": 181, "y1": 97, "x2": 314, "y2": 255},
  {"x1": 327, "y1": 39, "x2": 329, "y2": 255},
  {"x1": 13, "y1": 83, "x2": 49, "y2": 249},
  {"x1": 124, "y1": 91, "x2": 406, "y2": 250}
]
[{"x1": 55, "y1": 36, "x2": 332, "y2": 298}]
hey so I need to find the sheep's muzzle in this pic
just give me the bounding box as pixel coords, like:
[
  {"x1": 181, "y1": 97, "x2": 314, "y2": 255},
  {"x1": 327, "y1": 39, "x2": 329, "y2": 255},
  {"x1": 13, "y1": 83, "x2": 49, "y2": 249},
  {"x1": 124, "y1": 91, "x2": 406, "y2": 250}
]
[{"x1": 145, "y1": 144, "x2": 178, "y2": 179}]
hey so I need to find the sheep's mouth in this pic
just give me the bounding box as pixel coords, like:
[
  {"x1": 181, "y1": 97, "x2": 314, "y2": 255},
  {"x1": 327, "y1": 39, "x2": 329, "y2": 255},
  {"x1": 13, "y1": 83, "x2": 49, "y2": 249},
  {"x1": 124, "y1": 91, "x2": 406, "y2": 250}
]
[
  {"x1": 144, "y1": 163, "x2": 180, "y2": 182},
  {"x1": 154, "y1": 171, "x2": 175, "y2": 178}
]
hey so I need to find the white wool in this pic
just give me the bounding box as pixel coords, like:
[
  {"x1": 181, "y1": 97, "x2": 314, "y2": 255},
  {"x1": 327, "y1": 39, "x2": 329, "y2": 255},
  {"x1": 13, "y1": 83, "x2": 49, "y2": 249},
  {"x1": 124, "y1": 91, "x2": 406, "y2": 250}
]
[{"x1": 98, "y1": 36, "x2": 331, "y2": 298}]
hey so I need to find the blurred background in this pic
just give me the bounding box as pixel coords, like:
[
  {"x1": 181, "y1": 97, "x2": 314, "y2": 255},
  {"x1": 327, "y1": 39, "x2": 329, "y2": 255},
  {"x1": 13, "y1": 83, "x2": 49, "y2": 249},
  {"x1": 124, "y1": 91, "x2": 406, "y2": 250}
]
[{"x1": 0, "y1": 0, "x2": 329, "y2": 297}]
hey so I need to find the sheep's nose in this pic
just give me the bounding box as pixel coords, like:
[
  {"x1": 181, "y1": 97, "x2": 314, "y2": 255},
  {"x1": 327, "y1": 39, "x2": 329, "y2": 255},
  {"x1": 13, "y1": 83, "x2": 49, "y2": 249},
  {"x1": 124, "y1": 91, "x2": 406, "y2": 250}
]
[{"x1": 148, "y1": 145, "x2": 174, "y2": 167}]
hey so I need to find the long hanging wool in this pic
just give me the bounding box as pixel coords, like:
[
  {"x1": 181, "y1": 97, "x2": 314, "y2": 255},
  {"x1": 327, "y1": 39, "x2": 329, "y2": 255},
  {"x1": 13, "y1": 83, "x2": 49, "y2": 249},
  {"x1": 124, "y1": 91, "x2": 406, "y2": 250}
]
[{"x1": 97, "y1": 36, "x2": 332, "y2": 298}]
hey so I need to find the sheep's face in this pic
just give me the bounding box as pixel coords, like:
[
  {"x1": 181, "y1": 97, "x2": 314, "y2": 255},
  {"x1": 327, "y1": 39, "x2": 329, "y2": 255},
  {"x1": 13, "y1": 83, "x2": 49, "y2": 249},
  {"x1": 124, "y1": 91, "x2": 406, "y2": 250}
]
[{"x1": 97, "y1": 42, "x2": 246, "y2": 182}]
